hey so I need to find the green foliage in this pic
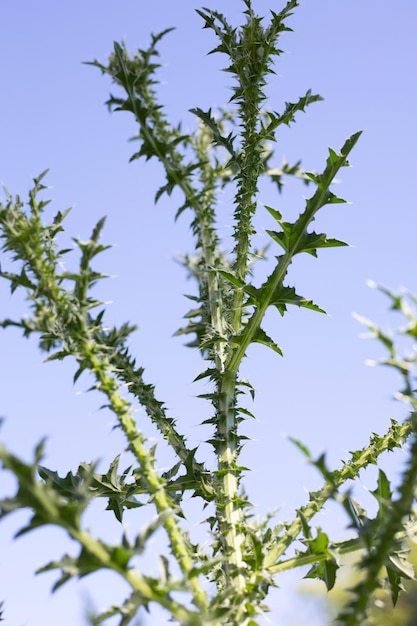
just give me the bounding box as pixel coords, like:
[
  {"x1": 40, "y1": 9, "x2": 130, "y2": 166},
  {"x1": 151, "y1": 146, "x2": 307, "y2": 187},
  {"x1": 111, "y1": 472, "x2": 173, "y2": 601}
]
[{"x1": 1, "y1": 2, "x2": 417, "y2": 625}]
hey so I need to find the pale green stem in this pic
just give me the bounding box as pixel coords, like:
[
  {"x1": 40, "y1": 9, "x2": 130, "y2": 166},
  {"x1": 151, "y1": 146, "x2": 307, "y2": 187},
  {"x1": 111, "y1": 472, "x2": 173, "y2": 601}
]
[
  {"x1": 264, "y1": 418, "x2": 413, "y2": 570},
  {"x1": 69, "y1": 528, "x2": 203, "y2": 626},
  {"x1": 83, "y1": 345, "x2": 209, "y2": 614}
]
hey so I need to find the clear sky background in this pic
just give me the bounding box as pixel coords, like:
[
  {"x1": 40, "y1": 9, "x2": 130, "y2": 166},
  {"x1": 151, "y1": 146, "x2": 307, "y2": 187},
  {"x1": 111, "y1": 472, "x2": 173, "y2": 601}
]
[{"x1": 1, "y1": 1, "x2": 416, "y2": 625}]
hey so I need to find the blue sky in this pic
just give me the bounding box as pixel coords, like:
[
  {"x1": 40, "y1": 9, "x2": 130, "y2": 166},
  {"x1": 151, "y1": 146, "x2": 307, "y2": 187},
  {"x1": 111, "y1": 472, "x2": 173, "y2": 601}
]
[{"x1": 1, "y1": 1, "x2": 417, "y2": 624}]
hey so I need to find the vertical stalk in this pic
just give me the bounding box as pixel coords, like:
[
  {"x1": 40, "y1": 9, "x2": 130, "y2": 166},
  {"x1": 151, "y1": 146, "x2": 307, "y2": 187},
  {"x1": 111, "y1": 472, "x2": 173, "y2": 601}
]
[
  {"x1": 216, "y1": 370, "x2": 246, "y2": 592},
  {"x1": 212, "y1": 8, "x2": 269, "y2": 595}
]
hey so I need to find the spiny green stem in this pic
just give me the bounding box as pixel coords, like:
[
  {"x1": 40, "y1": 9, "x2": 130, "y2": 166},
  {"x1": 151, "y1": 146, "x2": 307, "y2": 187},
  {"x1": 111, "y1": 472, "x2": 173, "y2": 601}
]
[
  {"x1": 109, "y1": 348, "x2": 214, "y2": 498},
  {"x1": 216, "y1": 370, "x2": 246, "y2": 592},
  {"x1": 335, "y1": 415, "x2": 417, "y2": 625},
  {"x1": 208, "y1": 5, "x2": 282, "y2": 595},
  {"x1": 69, "y1": 528, "x2": 203, "y2": 626},
  {"x1": 82, "y1": 342, "x2": 209, "y2": 613},
  {"x1": 272, "y1": 523, "x2": 417, "y2": 575},
  {"x1": 264, "y1": 418, "x2": 413, "y2": 570}
]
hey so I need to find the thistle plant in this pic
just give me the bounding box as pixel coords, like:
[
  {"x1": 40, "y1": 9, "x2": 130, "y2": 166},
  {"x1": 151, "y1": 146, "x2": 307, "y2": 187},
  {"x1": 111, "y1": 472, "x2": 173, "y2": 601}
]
[{"x1": 1, "y1": 2, "x2": 417, "y2": 625}]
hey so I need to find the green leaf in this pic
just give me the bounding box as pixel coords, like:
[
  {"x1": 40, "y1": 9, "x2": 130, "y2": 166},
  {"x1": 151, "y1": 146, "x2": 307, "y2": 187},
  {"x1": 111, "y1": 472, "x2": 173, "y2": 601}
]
[
  {"x1": 385, "y1": 551, "x2": 414, "y2": 606},
  {"x1": 305, "y1": 556, "x2": 339, "y2": 591},
  {"x1": 260, "y1": 90, "x2": 323, "y2": 140},
  {"x1": 370, "y1": 469, "x2": 392, "y2": 505},
  {"x1": 267, "y1": 228, "x2": 348, "y2": 258},
  {"x1": 289, "y1": 436, "x2": 312, "y2": 460},
  {"x1": 37, "y1": 540, "x2": 133, "y2": 591},
  {"x1": 237, "y1": 326, "x2": 283, "y2": 355},
  {"x1": 0, "y1": 442, "x2": 89, "y2": 534},
  {"x1": 190, "y1": 107, "x2": 237, "y2": 158},
  {"x1": 87, "y1": 591, "x2": 146, "y2": 626},
  {"x1": 219, "y1": 269, "x2": 245, "y2": 288},
  {"x1": 38, "y1": 465, "x2": 86, "y2": 497},
  {"x1": 341, "y1": 495, "x2": 370, "y2": 536},
  {"x1": 265, "y1": 228, "x2": 290, "y2": 253},
  {"x1": 264, "y1": 205, "x2": 283, "y2": 223},
  {"x1": 268, "y1": 285, "x2": 326, "y2": 316},
  {"x1": 303, "y1": 528, "x2": 339, "y2": 590},
  {"x1": 294, "y1": 231, "x2": 348, "y2": 257}
]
